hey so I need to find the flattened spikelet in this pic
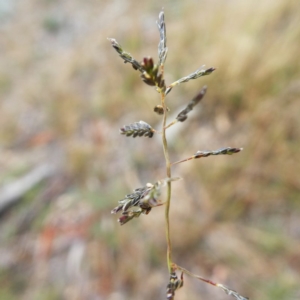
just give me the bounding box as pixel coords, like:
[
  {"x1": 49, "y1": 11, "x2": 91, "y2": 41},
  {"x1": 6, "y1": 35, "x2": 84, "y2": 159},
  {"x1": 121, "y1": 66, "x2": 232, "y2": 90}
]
[{"x1": 120, "y1": 121, "x2": 155, "y2": 138}]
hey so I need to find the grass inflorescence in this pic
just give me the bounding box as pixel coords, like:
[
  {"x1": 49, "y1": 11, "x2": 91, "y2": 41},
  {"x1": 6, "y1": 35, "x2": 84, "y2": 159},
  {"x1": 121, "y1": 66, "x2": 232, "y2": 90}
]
[{"x1": 109, "y1": 10, "x2": 246, "y2": 300}]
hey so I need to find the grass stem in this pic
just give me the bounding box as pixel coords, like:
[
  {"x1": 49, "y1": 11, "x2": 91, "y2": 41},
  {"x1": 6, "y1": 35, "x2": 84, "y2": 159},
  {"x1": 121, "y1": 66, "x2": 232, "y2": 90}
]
[{"x1": 161, "y1": 89, "x2": 173, "y2": 273}]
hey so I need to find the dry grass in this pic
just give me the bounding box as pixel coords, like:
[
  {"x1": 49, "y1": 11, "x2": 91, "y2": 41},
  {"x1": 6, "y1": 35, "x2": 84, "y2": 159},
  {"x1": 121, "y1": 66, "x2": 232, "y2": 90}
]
[{"x1": 0, "y1": 0, "x2": 300, "y2": 299}]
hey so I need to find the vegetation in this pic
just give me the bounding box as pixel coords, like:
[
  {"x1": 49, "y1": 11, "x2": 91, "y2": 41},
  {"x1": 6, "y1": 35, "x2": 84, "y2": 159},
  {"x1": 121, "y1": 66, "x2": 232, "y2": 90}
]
[
  {"x1": 109, "y1": 11, "x2": 246, "y2": 299},
  {"x1": 0, "y1": 1, "x2": 299, "y2": 299}
]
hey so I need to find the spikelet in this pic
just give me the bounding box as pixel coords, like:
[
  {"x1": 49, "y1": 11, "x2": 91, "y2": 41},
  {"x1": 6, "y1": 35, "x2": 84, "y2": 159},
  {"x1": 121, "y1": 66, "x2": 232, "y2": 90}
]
[
  {"x1": 166, "y1": 272, "x2": 184, "y2": 300},
  {"x1": 120, "y1": 121, "x2": 155, "y2": 138},
  {"x1": 194, "y1": 147, "x2": 243, "y2": 158},
  {"x1": 157, "y1": 11, "x2": 168, "y2": 65},
  {"x1": 141, "y1": 57, "x2": 166, "y2": 91},
  {"x1": 154, "y1": 105, "x2": 170, "y2": 115},
  {"x1": 176, "y1": 86, "x2": 207, "y2": 122},
  {"x1": 166, "y1": 67, "x2": 215, "y2": 95},
  {"x1": 107, "y1": 38, "x2": 144, "y2": 72},
  {"x1": 172, "y1": 147, "x2": 243, "y2": 165},
  {"x1": 111, "y1": 178, "x2": 180, "y2": 225}
]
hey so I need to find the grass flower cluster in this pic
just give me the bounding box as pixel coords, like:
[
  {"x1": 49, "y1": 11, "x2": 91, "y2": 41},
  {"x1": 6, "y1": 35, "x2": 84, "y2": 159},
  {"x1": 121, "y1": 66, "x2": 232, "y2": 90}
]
[{"x1": 109, "y1": 10, "x2": 246, "y2": 300}]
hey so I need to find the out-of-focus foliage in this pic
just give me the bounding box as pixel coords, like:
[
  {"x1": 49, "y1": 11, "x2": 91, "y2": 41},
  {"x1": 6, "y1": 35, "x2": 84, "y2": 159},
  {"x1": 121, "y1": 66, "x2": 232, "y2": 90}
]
[{"x1": 0, "y1": 0, "x2": 299, "y2": 299}]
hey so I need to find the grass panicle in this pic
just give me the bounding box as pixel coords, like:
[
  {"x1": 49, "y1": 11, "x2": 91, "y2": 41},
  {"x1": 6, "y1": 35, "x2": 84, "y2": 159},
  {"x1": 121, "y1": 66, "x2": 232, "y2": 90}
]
[{"x1": 109, "y1": 10, "x2": 246, "y2": 300}]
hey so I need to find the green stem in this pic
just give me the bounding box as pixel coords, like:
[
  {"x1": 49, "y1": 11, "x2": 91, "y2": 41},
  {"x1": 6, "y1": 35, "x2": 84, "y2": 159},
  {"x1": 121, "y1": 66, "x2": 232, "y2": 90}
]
[{"x1": 161, "y1": 90, "x2": 173, "y2": 274}]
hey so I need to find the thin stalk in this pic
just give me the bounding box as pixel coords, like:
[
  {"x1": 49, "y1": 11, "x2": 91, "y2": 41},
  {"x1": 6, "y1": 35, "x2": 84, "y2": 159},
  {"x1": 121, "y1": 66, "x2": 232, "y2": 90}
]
[
  {"x1": 171, "y1": 157, "x2": 193, "y2": 165},
  {"x1": 161, "y1": 88, "x2": 173, "y2": 274},
  {"x1": 164, "y1": 119, "x2": 178, "y2": 130}
]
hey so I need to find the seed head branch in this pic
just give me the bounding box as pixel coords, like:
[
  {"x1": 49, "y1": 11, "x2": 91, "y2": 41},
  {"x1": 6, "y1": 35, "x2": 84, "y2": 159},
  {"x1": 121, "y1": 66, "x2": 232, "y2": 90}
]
[
  {"x1": 157, "y1": 11, "x2": 168, "y2": 66},
  {"x1": 172, "y1": 147, "x2": 243, "y2": 165},
  {"x1": 111, "y1": 178, "x2": 180, "y2": 225},
  {"x1": 107, "y1": 38, "x2": 145, "y2": 73},
  {"x1": 165, "y1": 67, "x2": 215, "y2": 95},
  {"x1": 176, "y1": 86, "x2": 207, "y2": 122},
  {"x1": 175, "y1": 265, "x2": 249, "y2": 300},
  {"x1": 164, "y1": 86, "x2": 207, "y2": 129},
  {"x1": 217, "y1": 284, "x2": 249, "y2": 300}
]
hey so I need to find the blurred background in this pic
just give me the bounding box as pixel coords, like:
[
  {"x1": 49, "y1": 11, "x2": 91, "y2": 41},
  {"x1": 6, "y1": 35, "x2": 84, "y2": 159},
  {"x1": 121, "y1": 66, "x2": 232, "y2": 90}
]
[{"x1": 0, "y1": 0, "x2": 300, "y2": 299}]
